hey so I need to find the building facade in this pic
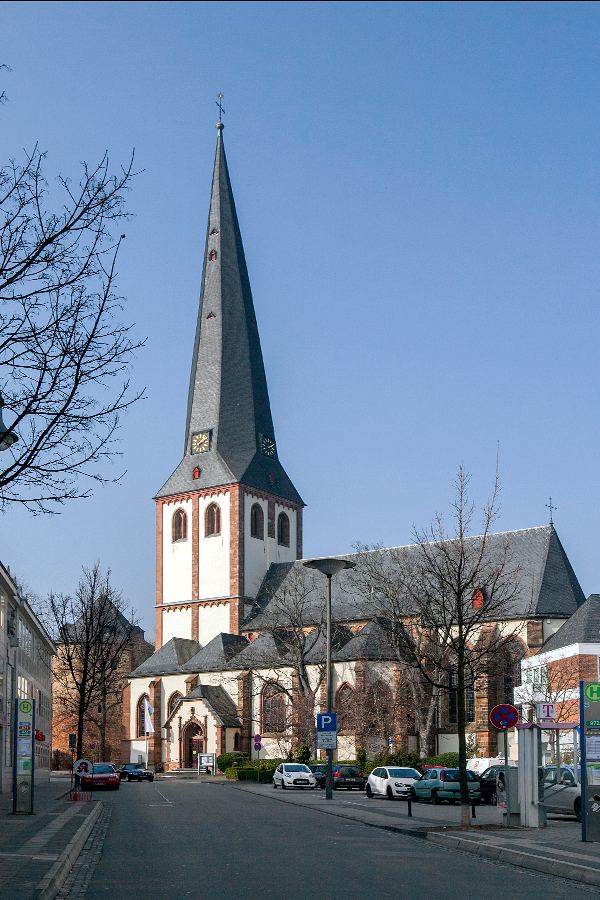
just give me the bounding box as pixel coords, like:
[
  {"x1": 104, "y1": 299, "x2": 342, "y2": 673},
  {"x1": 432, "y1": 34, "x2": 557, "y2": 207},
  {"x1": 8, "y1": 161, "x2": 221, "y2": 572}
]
[{"x1": 0, "y1": 560, "x2": 55, "y2": 792}]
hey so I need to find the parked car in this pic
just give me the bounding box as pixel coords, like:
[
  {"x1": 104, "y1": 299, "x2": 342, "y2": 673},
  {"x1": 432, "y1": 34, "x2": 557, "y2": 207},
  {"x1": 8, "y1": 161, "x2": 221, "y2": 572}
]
[
  {"x1": 479, "y1": 766, "x2": 502, "y2": 804},
  {"x1": 542, "y1": 765, "x2": 582, "y2": 822},
  {"x1": 273, "y1": 763, "x2": 317, "y2": 790},
  {"x1": 119, "y1": 763, "x2": 154, "y2": 782},
  {"x1": 81, "y1": 763, "x2": 120, "y2": 791},
  {"x1": 332, "y1": 765, "x2": 366, "y2": 790},
  {"x1": 309, "y1": 764, "x2": 327, "y2": 789},
  {"x1": 366, "y1": 766, "x2": 421, "y2": 800},
  {"x1": 411, "y1": 767, "x2": 481, "y2": 804}
]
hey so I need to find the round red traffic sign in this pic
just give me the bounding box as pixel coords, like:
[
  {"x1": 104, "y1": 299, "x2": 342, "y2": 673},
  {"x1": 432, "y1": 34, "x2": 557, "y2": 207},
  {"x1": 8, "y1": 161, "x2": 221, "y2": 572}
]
[
  {"x1": 254, "y1": 733, "x2": 261, "y2": 742},
  {"x1": 490, "y1": 704, "x2": 519, "y2": 729}
]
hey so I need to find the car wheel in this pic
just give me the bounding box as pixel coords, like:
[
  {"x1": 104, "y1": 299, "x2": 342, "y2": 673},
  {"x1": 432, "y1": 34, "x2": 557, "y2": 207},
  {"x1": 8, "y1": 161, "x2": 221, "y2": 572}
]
[
  {"x1": 281, "y1": 781, "x2": 286, "y2": 790},
  {"x1": 387, "y1": 786, "x2": 395, "y2": 801},
  {"x1": 273, "y1": 780, "x2": 277, "y2": 789},
  {"x1": 127, "y1": 775, "x2": 132, "y2": 782},
  {"x1": 432, "y1": 790, "x2": 441, "y2": 805},
  {"x1": 366, "y1": 784, "x2": 373, "y2": 798},
  {"x1": 148, "y1": 776, "x2": 154, "y2": 782},
  {"x1": 410, "y1": 787, "x2": 417, "y2": 801},
  {"x1": 575, "y1": 798, "x2": 582, "y2": 822}
]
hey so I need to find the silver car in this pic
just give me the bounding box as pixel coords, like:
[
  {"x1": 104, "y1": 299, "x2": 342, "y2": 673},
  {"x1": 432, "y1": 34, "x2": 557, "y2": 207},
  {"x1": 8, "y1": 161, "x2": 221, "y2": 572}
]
[{"x1": 542, "y1": 765, "x2": 582, "y2": 821}]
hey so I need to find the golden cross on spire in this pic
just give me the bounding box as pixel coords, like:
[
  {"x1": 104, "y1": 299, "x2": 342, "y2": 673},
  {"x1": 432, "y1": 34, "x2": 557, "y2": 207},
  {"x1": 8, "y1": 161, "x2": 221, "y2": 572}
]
[{"x1": 216, "y1": 93, "x2": 225, "y2": 124}]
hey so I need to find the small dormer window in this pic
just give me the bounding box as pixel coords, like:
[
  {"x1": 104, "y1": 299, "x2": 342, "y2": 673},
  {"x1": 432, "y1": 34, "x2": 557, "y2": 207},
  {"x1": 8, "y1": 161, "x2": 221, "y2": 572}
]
[
  {"x1": 209, "y1": 249, "x2": 217, "y2": 261},
  {"x1": 210, "y1": 228, "x2": 219, "y2": 235}
]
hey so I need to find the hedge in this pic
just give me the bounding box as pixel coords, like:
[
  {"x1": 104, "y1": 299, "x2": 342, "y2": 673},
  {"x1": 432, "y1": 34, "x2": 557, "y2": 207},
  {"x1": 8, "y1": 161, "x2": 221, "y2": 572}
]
[
  {"x1": 216, "y1": 752, "x2": 248, "y2": 773},
  {"x1": 225, "y1": 766, "x2": 273, "y2": 783}
]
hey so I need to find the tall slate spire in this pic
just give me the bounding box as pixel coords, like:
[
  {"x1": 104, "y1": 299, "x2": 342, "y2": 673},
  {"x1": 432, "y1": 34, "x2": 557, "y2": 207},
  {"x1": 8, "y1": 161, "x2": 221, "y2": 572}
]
[{"x1": 156, "y1": 125, "x2": 302, "y2": 505}]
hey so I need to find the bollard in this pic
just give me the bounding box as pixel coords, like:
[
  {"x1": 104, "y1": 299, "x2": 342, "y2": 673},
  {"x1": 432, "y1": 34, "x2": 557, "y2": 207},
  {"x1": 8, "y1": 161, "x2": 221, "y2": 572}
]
[
  {"x1": 407, "y1": 796, "x2": 412, "y2": 817},
  {"x1": 471, "y1": 800, "x2": 476, "y2": 819}
]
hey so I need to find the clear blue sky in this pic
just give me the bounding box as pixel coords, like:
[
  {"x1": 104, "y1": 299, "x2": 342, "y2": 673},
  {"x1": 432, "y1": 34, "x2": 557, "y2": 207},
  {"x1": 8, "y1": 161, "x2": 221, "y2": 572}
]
[{"x1": 1, "y1": 1, "x2": 599, "y2": 638}]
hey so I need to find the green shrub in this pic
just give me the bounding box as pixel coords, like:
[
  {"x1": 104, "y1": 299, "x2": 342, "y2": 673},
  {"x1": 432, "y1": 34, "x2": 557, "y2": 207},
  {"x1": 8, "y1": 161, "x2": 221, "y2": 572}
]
[
  {"x1": 295, "y1": 745, "x2": 311, "y2": 764},
  {"x1": 217, "y1": 752, "x2": 248, "y2": 773},
  {"x1": 421, "y1": 753, "x2": 460, "y2": 769},
  {"x1": 372, "y1": 749, "x2": 423, "y2": 771},
  {"x1": 225, "y1": 766, "x2": 273, "y2": 783},
  {"x1": 356, "y1": 748, "x2": 367, "y2": 770}
]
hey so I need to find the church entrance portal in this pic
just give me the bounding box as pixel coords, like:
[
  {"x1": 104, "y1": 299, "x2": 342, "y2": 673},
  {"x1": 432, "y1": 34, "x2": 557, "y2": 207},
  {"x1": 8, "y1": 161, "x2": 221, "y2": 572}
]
[{"x1": 183, "y1": 722, "x2": 204, "y2": 768}]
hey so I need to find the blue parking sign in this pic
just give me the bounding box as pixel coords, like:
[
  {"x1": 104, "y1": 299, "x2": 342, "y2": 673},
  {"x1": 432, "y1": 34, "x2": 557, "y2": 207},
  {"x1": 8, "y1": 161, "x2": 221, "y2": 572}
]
[{"x1": 316, "y1": 713, "x2": 337, "y2": 731}]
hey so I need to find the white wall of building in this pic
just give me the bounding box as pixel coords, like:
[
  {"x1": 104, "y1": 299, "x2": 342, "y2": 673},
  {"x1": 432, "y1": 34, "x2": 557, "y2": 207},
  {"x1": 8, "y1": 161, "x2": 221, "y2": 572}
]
[
  {"x1": 243, "y1": 494, "x2": 298, "y2": 598},
  {"x1": 162, "y1": 607, "x2": 193, "y2": 644},
  {"x1": 197, "y1": 604, "x2": 231, "y2": 645},
  {"x1": 162, "y1": 499, "x2": 193, "y2": 605},
  {"x1": 198, "y1": 492, "x2": 231, "y2": 599}
]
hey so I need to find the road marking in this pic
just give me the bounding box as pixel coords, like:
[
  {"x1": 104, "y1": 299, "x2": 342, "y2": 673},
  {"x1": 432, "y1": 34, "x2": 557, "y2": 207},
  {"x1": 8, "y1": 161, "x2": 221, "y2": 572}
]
[{"x1": 152, "y1": 785, "x2": 173, "y2": 804}]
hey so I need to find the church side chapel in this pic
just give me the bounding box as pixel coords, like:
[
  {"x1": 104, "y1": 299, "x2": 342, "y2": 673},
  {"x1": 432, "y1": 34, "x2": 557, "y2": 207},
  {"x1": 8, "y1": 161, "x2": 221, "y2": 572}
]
[{"x1": 122, "y1": 123, "x2": 588, "y2": 769}]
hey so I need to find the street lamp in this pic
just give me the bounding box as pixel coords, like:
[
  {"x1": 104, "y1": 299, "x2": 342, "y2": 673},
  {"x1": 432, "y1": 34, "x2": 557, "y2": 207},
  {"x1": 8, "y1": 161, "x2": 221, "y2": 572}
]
[
  {"x1": 0, "y1": 395, "x2": 18, "y2": 451},
  {"x1": 304, "y1": 556, "x2": 355, "y2": 799}
]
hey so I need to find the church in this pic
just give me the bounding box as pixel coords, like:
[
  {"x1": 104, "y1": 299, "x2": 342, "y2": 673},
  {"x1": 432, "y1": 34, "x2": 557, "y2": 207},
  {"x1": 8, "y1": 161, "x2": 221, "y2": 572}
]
[{"x1": 122, "y1": 123, "x2": 588, "y2": 769}]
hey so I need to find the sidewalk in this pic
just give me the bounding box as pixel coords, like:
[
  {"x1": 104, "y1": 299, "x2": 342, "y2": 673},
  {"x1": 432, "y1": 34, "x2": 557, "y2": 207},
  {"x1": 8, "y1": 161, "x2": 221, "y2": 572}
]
[
  {"x1": 229, "y1": 781, "x2": 600, "y2": 888},
  {"x1": 0, "y1": 777, "x2": 102, "y2": 900}
]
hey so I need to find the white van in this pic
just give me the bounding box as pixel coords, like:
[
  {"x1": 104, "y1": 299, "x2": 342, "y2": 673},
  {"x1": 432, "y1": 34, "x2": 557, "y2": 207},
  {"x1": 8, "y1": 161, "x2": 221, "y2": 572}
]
[{"x1": 467, "y1": 757, "x2": 516, "y2": 773}]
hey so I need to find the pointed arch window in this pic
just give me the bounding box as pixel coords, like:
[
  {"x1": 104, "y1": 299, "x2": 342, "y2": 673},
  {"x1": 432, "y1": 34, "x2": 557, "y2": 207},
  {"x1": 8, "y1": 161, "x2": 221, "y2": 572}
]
[
  {"x1": 250, "y1": 503, "x2": 264, "y2": 540},
  {"x1": 137, "y1": 694, "x2": 150, "y2": 738},
  {"x1": 335, "y1": 683, "x2": 355, "y2": 731},
  {"x1": 262, "y1": 683, "x2": 286, "y2": 734},
  {"x1": 168, "y1": 692, "x2": 183, "y2": 717},
  {"x1": 205, "y1": 502, "x2": 221, "y2": 537},
  {"x1": 209, "y1": 249, "x2": 217, "y2": 261},
  {"x1": 172, "y1": 508, "x2": 188, "y2": 542},
  {"x1": 277, "y1": 512, "x2": 290, "y2": 547}
]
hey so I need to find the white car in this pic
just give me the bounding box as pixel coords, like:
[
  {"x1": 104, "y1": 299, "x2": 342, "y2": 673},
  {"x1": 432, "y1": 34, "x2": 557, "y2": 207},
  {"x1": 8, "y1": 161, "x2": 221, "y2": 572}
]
[
  {"x1": 366, "y1": 766, "x2": 421, "y2": 800},
  {"x1": 273, "y1": 763, "x2": 317, "y2": 790}
]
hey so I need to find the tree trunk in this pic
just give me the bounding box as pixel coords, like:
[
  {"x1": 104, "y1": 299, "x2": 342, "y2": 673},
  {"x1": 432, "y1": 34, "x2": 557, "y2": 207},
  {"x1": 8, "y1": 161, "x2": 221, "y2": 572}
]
[
  {"x1": 99, "y1": 691, "x2": 107, "y2": 762},
  {"x1": 457, "y1": 644, "x2": 470, "y2": 826}
]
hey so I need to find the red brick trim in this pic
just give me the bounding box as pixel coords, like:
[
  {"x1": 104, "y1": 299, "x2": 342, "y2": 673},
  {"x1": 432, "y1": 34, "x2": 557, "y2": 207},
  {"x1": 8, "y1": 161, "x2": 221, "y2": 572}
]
[
  {"x1": 191, "y1": 605, "x2": 199, "y2": 642},
  {"x1": 296, "y1": 507, "x2": 303, "y2": 559},
  {"x1": 121, "y1": 682, "x2": 131, "y2": 764},
  {"x1": 242, "y1": 486, "x2": 303, "y2": 513},
  {"x1": 268, "y1": 500, "x2": 275, "y2": 539}
]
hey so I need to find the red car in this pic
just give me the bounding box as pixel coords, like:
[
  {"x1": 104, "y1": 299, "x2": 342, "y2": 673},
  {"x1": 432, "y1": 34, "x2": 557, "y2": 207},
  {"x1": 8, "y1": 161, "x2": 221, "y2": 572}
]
[{"x1": 81, "y1": 763, "x2": 120, "y2": 791}]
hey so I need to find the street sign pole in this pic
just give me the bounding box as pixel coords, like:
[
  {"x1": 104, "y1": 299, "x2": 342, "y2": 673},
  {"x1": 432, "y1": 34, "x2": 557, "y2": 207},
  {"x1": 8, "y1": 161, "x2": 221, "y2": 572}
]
[
  {"x1": 490, "y1": 704, "x2": 519, "y2": 828},
  {"x1": 254, "y1": 734, "x2": 262, "y2": 783},
  {"x1": 325, "y1": 572, "x2": 333, "y2": 800}
]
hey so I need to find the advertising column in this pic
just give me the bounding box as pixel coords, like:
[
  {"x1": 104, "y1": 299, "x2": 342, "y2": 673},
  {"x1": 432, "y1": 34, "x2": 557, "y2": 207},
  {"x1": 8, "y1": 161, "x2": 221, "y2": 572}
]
[{"x1": 13, "y1": 698, "x2": 35, "y2": 814}]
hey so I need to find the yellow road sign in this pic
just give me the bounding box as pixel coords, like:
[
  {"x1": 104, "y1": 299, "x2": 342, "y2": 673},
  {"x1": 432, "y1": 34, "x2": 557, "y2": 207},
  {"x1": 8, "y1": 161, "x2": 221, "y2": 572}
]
[{"x1": 19, "y1": 700, "x2": 32, "y2": 714}]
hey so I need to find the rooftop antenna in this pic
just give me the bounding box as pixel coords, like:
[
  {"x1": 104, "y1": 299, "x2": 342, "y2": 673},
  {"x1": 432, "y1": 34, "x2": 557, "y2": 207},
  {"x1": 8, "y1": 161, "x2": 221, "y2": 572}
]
[
  {"x1": 546, "y1": 497, "x2": 556, "y2": 525},
  {"x1": 216, "y1": 93, "x2": 225, "y2": 124}
]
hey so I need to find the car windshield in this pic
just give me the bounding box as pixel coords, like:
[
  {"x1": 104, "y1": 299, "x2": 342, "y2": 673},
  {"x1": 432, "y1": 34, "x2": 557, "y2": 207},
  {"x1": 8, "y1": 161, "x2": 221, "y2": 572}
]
[
  {"x1": 387, "y1": 768, "x2": 420, "y2": 778},
  {"x1": 337, "y1": 766, "x2": 360, "y2": 775},
  {"x1": 94, "y1": 765, "x2": 114, "y2": 774},
  {"x1": 284, "y1": 765, "x2": 310, "y2": 773}
]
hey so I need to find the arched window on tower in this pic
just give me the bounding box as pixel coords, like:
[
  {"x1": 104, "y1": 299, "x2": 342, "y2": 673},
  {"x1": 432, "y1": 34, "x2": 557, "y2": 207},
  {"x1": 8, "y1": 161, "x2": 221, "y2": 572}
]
[
  {"x1": 205, "y1": 502, "x2": 221, "y2": 537},
  {"x1": 137, "y1": 694, "x2": 150, "y2": 738},
  {"x1": 335, "y1": 683, "x2": 356, "y2": 731},
  {"x1": 262, "y1": 683, "x2": 286, "y2": 734},
  {"x1": 250, "y1": 503, "x2": 264, "y2": 539},
  {"x1": 277, "y1": 512, "x2": 290, "y2": 547},
  {"x1": 172, "y1": 508, "x2": 187, "y2": 542}
]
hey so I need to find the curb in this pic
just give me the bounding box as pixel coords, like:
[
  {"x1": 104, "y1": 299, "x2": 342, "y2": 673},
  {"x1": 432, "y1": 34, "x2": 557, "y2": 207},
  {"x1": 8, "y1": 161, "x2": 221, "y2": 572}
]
[
  {"x1": 34, "y1": 801, "x2": 103, "y2": 900},
  {"x1": 426, "y1": 832, "x2": 600, "y2": 888}
]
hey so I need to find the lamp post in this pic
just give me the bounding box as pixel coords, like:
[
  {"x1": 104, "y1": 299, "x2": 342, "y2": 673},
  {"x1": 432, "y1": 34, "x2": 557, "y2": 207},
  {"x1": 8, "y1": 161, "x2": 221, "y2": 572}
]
[
  {"x1": 0, "y1": 395, "x2": 18, "y2": 451},
  {"x1": 304, "y1": 556, "x2": 355, "y2": 799}
]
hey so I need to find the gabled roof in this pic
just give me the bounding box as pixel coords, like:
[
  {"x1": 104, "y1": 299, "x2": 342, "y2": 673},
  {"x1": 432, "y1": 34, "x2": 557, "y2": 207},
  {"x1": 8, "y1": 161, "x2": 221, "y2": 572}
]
[
  {"x1": 224, "y1": 631, "x2": 285, "y2": 669},
  {"x1": 541, "y1": 594, "x2": 600, "y2": 654},
  {"x1": 183, "y1": 683, "x2": 242, "y2": 727},
  {"x1": 244, "y1": 526, "x2": 584, "y2": 631},
  {"x1": 180, "y1": 633, "x2": 250, "y2": 673},
  {"x1": 333, "y1": 621, "x2": 397, "y2": 661},
  {"x1": 129, "y1": 637, "x2": 201, "y2": 677},
  {"x1": 155, "y1": 126, "x2": 302, "y2": 506}
]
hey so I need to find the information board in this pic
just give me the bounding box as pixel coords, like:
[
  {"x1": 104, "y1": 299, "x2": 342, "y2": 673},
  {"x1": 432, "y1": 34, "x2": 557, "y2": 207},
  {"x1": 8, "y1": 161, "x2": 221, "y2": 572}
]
[
  {"x1": 13, "y1": 698, "x2": 35, "y2": 814},
  {"x1": 581, "y1": 682, "x2": 600, "y2": 841}
]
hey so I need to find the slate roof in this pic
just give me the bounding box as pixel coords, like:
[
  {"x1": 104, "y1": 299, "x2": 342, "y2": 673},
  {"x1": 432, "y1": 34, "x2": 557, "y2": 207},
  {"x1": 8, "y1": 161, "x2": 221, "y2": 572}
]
[
  {"x1": 182, "y1": 683, "x2": 242, "y2": 727},
  {"x1": 333, "y1": 621, "x2": 397, "y2": 661},
  {"x1": 541, "y1": 594, "x2": 600, "y2": 654},
  {"x1": 129, "y1": 637, "x2": 201, "y2": 677},
  {"x1": 155, "y1": 126, "x2": 302, "y2": 506},
  {"x1": 180, "y1": 633, "x2": 250, "y2": 673},
  {"x1": 244, "y1": 526, "x2": 585, "y2": 630}
]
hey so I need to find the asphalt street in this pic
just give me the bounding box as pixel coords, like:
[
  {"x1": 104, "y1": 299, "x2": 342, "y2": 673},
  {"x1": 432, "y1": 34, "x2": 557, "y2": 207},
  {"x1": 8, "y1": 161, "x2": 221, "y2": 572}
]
[{"x1": 80, "y1": 781, "x2": 597, "y2": 900}]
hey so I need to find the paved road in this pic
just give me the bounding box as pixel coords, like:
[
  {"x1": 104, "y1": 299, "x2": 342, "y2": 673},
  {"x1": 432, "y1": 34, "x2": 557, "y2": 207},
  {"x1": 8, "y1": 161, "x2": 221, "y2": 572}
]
[{"x1": 79, "y1": 781, "x2": 597, "y2": 900}]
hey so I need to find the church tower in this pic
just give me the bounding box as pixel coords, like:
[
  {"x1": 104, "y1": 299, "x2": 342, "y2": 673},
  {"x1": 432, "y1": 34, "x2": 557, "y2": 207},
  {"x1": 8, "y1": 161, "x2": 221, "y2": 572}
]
[{"x1": 154, "y1": 124, "x2": 303, "y2": 650}]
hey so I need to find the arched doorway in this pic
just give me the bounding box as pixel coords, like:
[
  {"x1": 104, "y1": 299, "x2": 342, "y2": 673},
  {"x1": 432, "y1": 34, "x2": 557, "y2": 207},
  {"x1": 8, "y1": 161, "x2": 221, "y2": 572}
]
[{"x1": 182, "y1": 721, "x2": 204, "y2": 768}]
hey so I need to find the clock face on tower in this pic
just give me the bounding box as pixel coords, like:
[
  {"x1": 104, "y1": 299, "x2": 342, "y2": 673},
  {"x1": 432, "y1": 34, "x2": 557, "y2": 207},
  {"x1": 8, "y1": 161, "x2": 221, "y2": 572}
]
[
  {"x1": 261, "y1": 435, "x2": 276, "y2": 458},
  {"x1": 191, "y1": 432, "x2": 210, "y2": 454}
]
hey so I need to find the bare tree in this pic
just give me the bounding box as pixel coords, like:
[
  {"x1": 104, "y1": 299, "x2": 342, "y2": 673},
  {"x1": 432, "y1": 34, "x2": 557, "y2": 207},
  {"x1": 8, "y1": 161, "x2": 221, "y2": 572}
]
[
  {"x1": 0, "y1": 144, "x2": 144, "y2": 511},
  {"x1": 47, "y1": 564, "x2": 138, "y2": 761},
  {"x1": 354, "y1": 467, "x2": 524, "y2": 825},
  {"x1": 245, "y1": 566, "x2": 329, "y2": 757}
]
